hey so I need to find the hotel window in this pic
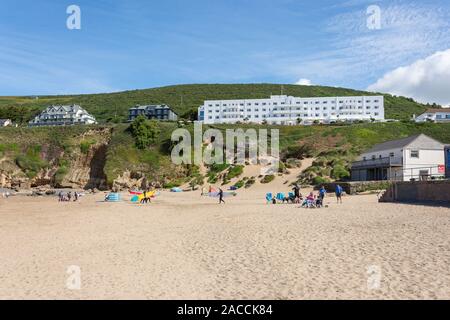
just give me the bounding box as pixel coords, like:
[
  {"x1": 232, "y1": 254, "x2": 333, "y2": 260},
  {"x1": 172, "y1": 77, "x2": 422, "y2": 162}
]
[{"x1": 410, "y1": 150, "x2": 419, "y2": 158}]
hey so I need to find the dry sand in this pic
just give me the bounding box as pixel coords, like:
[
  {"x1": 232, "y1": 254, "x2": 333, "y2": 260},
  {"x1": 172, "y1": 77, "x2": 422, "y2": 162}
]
[{"x1": 0, "y1": 175, "x2": 449, "y2": 299}]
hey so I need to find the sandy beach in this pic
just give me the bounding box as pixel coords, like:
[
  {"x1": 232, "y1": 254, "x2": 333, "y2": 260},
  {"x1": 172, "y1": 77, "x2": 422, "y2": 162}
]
[{"x1": 1, "y1": 177, "x2": 449, "y2": 300}]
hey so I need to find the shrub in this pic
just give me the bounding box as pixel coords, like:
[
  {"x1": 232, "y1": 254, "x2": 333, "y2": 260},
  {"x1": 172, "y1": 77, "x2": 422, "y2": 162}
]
[
  {"x1": 130, "y1": 116, "x2": 160, "y2": 149},
  {"x1": 245, "y1": 178, "x2": 255, "y2": 188},
  {"x1": 226, "y1": 165, "x2": 244, "y2": 180},
  {"x1": 331, "y1": 164, "x2": 350, "y2": 180},
  {"x1": 54, "y1": 166, "x2": 69, "y2": 185},
  {"x1": 15, "y1": 146, "x2": 48, "y2": 178},
  {"x1": 312, "y1": 176, "x2": 330, "y2": 185},
  {"x1": 261, "y1": 175, "x2": 275, "y2": 184},
  {"x1": 80, "y1": 140, "x2": 95, "y2": 154}
]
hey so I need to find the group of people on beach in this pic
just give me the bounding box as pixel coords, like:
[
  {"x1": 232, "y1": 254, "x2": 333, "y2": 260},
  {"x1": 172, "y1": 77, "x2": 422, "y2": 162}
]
[
  {"x1": 285, "y1": 184, "x2": 344, "y2": 208},
  {"x1": 58, "y1": 191, "x2": 80, "y2": 202}
]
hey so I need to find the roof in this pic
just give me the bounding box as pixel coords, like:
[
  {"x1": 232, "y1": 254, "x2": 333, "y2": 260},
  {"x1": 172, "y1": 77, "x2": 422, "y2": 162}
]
[
  {"x1": 363, "y1": 134, "x2": 444, "y2": 154},
  {"x1": 44, "y1": 105, "x2": 84, "y2": 113},
  {"x1": 421, "y1": 108, "x2": 450, "y2": 114},
  {"x1": 130, "y1": 104, "x2": 176, "y2": 113}
]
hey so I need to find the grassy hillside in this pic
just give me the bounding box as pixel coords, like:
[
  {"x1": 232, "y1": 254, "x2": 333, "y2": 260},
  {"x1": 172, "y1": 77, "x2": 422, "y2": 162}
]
[
  {"x1": 1, "y1": 121, "x2": 449, "y2": 189},
  {"x1": 0, "y1": 84, "x2": 433, "y2": 124}
]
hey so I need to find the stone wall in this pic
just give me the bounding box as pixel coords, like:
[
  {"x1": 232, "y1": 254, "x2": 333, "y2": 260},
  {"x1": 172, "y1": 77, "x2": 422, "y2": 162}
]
[{"x1": 380, "y1": 180, "x2": 450, "y2": 203}]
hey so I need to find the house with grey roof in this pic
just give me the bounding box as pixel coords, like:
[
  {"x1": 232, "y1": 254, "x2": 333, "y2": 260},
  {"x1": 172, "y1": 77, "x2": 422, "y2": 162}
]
[
  {"x1": 414, "y1": 108, "x2": 450, "y2": 123},
  {"x1": 128, "y1": 105, "x2": 178, "y2": 122},
  {"x1": 29, "y1": 105, "x2": 97, "y2": 127},
  {"x1": 351, "y1": 134, "x2": 446, "y2": 181}
]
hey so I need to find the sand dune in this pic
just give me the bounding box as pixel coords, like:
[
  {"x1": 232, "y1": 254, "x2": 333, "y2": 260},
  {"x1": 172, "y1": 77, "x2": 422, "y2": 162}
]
[{"x1": 0, "y1": 181, "x2": 449, "y2": 300}]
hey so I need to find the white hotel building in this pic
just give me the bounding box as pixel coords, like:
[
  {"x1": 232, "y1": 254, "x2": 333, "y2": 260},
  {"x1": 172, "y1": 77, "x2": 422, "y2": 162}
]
[{"x1": 198, "y1": 95, "x2": 384, "y2": 125}]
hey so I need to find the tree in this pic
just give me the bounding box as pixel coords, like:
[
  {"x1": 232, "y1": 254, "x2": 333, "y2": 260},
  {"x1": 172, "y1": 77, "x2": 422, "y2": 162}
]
[
  {"x1": 296, "y1": 117, "x2": 303, "y2": 125},
  {"x1": 130, "y1": 115, "x2": 160, "y2": 149}
]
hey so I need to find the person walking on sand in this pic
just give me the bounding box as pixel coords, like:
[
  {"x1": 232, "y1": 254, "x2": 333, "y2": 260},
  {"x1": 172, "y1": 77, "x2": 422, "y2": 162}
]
[
  {"x1": 292, "y1": 184, "x2": 301, "y2": 202},
  {"x1": 335, "y1": 184, "x2": 343, "y2": 204},
  {"x1": 218, "y1": 188, "x2": 225, "y2": 204}
]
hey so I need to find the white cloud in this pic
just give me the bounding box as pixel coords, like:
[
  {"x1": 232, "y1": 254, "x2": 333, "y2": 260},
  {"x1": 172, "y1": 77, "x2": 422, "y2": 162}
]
[
  {"x1": 295, "y1": 78, "x2": 313, "y2": 86},
  {"x1": 272, "y1": 1, "x2": 450, "y2": 89},
  {"x1": 367, "y1": 49, "x2": 450, "y2": 107}
]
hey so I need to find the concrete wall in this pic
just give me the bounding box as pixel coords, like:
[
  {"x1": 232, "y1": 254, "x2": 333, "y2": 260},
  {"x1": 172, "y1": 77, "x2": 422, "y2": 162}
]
[{"x1": 380, "y1": 180, "x2": 450, "y2": 203}]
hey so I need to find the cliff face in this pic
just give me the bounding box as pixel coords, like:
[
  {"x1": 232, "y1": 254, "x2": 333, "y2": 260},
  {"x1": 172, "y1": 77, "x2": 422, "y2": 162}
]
[
  {"x1": 58, "y1": 130, "x2": 109, "y2": 190},
  {"x1": 0, "y1": 128, "x2": 111, "y2": 191},
  {"x1": 0, "y1": 124, "x2": 189, "y2": 191}
]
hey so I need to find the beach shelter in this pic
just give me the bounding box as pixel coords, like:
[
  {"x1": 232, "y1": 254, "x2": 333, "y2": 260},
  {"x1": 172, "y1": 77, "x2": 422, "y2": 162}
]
[{"x1": 105, "y1": 193, "x2": 121, "y2": 202}]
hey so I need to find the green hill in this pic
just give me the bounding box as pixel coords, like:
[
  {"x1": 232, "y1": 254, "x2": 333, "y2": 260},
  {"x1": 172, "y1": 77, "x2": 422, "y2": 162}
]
[
  {"x1": 0, "y1": 84, "x2": 434, "y2": 124},
  {"x1": 1, "y1": 120, "x2": 449, "y2": 190}
]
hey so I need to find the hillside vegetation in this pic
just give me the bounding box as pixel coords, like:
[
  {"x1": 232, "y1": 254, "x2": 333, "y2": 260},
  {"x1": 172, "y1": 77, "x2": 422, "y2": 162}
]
[
  {"x1": 1, "y1": 121, "x2": 449, "y2": 190},
  {"x1": 0, "y1": 84, "x2": 434, "y2": 124}
]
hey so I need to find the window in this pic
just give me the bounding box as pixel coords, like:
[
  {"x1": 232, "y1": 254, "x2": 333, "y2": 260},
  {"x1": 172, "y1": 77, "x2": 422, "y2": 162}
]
[
  {"x1": 389, "y1": 152, "x2": 395, "y2": 157},
  {"x1": 410, "y1": 150, "x2": 419, "y2": 158}
]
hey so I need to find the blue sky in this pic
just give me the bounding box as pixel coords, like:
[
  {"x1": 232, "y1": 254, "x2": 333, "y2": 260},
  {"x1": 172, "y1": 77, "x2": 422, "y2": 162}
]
[{"x1": 1, "y1": 0, "x2": 450, "y2": 102}]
